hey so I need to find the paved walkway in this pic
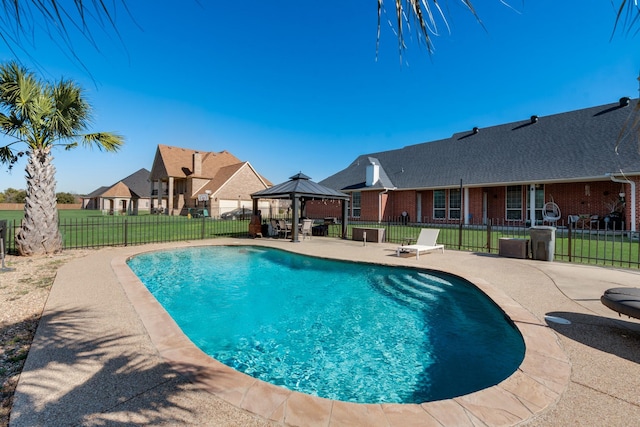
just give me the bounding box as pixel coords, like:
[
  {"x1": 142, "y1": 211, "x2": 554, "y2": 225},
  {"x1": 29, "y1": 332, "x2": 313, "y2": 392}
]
[{"x1": 9, "y1": 237, "x2": 640, "y2": 426}]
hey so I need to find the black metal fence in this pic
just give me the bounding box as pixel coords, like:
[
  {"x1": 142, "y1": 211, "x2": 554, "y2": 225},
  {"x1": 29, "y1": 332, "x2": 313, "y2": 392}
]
[
  {"x1": 1, "y1": 216, "x2": 639, "y2": 269},
  {"x1": 339, "y1": 218, "x2": 640, "y2": 269}
]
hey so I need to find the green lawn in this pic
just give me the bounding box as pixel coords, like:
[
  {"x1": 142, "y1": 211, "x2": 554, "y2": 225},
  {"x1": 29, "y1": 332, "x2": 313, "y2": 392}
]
[
  {"x1": 0, "y1": 208, "x2": 128, "y2": 222},
  {"x1": 2, "y1": 211, "x2": 639, "y2": 268}
]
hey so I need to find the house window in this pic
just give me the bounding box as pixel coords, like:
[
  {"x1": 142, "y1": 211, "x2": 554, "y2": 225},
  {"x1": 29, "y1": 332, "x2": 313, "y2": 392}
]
[
  {"x1": 449, "y1": 188, "x2": 461, "y2": 219},
  {"x1": 506, "y1": 185, "x2": 523, "y2": 220},
  {"x1": 433, "y1": 190, "x2": 445, "y2": 219},
  {"x1": 351, "y1": 192, "x2": 361, "y2": 218}
]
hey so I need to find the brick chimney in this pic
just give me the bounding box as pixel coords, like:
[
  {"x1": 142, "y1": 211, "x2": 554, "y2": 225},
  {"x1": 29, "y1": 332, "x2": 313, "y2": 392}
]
[{"x1": 193, "y1": 152, "x2": 202, "y2": 176}]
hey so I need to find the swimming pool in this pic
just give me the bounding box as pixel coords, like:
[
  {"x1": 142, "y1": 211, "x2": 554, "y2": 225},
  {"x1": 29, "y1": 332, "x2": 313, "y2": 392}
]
[{"x1": 127, "y1": 245, "x2": 525, "y2": 404}]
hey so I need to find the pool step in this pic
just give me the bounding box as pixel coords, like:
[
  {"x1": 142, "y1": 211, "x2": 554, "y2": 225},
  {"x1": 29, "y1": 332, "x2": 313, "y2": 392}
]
[{"x1": 372, "y1": 273, "x2": 449, "y2": 308}]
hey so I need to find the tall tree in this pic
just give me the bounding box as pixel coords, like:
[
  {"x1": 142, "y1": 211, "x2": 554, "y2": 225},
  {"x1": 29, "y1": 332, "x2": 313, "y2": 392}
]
[
  {"x1": 1, "y1": 188, "x2": 27, "y2": 203},
  {"x1": 0, "y1": 62, "x2": 124, "y2": 255},
  {"x1": 56, "y1": 192, "x2": 78, "y2": 204}
]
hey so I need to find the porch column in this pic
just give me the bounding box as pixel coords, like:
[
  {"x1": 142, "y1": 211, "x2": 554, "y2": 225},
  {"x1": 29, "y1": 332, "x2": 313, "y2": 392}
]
[
  {"x1": 464, "y1": 188, "x2": 470, "y2": 225},
  {"x1": 150, "y1": 179, "x2": 155, "y2": 211},
  {"x1": 632, "y1": 182, "x2": 637, "y2": 232},
  {"x1": 529, "y1": 184, "x2": 536, "y2": 226},
  {"x1": 157, "y1": 180, "x2": 163, "y2": 213},
  {"x1": 168, "y1": 177, "x2": 174, "y2": 215}
]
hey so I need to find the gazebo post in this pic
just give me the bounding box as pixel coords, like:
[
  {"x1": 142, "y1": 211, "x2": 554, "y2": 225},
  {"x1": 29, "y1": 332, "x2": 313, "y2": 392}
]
[{"x1": 292, "y1": 195, "x2": 300, "y2": 242}]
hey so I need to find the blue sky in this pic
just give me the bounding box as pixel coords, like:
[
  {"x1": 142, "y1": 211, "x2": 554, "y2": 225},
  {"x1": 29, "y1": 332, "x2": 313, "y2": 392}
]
[{"x1": 1, "y1": 1, "x2": 639, "y2": 194}]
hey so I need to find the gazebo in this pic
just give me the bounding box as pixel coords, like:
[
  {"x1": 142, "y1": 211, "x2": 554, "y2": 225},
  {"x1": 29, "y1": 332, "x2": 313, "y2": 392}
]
[{"x1": 251, "y1": 172, "x2": 350, "y2": 242}]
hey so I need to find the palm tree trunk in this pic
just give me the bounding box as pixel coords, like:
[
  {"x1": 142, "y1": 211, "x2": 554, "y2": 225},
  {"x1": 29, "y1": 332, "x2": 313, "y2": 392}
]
[{"x1": 15, "y1": 148, "x2": 63, "y2": 255}]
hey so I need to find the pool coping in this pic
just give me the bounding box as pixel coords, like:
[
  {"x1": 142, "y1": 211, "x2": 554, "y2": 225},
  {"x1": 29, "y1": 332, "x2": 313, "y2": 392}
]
[{"x1": 112, "y1": 240, "x2": 571, "y2": 426}]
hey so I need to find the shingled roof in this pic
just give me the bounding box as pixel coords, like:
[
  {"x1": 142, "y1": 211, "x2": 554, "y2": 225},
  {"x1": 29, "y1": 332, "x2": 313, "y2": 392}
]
[
  {"x1": 119, "y1": 168, "x2": 151, "y2": 197},
  {"x1": 149, "y1": 145, "x2": 272, "y2": 193},
  {"x1": 101, "y1": 181, "x2": 136, "y2": 198},
  {"x1": 84, "y1": 168, "x2": 150, "y2": 198},
  {"x1": 252, "y1": 172, "x2": 349, "y2": 200},
  {"x1": 321, "y1": 98, "x2": 640, "y2": 191},
  {"x1": 150, "y1": 145, "x2": 242, "y2": 180}
]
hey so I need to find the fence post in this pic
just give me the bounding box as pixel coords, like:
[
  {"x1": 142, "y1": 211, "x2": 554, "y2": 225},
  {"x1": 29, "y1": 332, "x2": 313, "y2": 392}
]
[
  {"x1": 487, "y1": 219, "x2": 492, "y2": 252},
  {"x1": 124, "y1": 219, "x2": 128, "y2": 247},
  {"x1": 201, "y1": 215, "x2": 206, "y2": 240},
  {"x1": 458, "y1": 220, "x2": 463, "y2": 250},
  {"x1": 567, "y1": 221, "x2": 572, "y2": 262},
  {"x1": 11, "y1": 219, "x2": 16, "y2": 255}
]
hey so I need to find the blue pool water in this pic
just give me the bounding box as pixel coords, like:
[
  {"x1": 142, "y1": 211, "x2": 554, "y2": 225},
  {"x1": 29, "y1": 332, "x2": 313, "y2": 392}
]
[{"x1": 127, "y1": 246, "x2": 525, "y2": 404}]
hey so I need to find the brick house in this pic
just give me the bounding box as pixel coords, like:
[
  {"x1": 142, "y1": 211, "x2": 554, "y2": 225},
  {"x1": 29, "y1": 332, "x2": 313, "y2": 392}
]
[
  {"x1": 81, "y1": 168, "x2": 152, "y2": 215},
  {"x1": 309, "y1": 97, "x2": 640, "y2": 232},
  {"x1": 149, "y1": 144, "x2": 275, "y2": 216}
]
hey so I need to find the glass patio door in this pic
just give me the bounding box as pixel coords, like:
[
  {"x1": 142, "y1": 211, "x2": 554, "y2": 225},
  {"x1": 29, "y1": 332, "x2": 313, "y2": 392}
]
[{"x1": 526, "y1": 184, "x2": 544, "y2": 225}]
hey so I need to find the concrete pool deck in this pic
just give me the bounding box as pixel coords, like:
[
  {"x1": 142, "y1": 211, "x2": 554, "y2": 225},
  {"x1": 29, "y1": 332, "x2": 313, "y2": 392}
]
[{"x1": 9, "y1": 237, "x2": 640, "y2": 426}]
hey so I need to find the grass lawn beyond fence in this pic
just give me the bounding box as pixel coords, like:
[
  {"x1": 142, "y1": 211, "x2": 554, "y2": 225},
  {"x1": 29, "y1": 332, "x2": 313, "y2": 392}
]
[{"x1": 1, "y1": 210, "x2": 639, "y2": 268}]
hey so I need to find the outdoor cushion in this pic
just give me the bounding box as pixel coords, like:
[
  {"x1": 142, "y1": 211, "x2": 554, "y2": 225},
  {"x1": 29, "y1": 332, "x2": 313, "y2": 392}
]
[{"x1": 601, "y1": 287, "x2": 640, "y2": 320}]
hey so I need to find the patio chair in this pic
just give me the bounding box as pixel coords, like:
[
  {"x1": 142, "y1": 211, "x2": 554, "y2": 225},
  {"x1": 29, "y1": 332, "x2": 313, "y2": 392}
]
[
  {"x1": 276, "y1": 219, "x2": 290, "y2": 239},
  {"x1": 396, "y1": 229, "x2": 445, "y2": 259},
  {"x1": 270, "y1": 219, "x2": 279, "y2": 237},
  {"x1": 301, "y1": 219, "x2": 313, "y2": 240},
  {"x1": 542, "y1": 201, "x2": 561, "y2": 225}
]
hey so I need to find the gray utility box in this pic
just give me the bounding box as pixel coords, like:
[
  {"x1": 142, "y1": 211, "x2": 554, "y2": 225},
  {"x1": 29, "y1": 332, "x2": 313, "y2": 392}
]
[
  {"x1": 352, "y1": 227, "x2": 386, "y2": 243},
  {"x1": 529, "y1": 226, "x2": 556, "y2": 261},
  {"x1": 499, "y1": 238, "x2": 529, "y2": 259}
]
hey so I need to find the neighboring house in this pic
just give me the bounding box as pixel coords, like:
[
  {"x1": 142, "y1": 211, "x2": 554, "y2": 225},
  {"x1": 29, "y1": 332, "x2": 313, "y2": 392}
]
[
  {"x1": 149, "y1": 144, "x2": 274, "y2": 216},
  {"x1": 310, "y1": 97, "x2": 640, "y2": 232},
  {"x1": 81, "y1": 168, "x2": 152, "y2": 215}
]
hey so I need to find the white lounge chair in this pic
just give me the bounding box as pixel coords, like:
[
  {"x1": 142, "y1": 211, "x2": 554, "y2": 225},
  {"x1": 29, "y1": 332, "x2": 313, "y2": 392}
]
[
  {"x1": 396, "y1": 229, "x2": 445, "y2": 259},
  {"x1": 276, "y1": 219, "x2": 290, "y2": 239},
  {"x1": 300, "y1": 219, "x2": 313, "y2": 240}
]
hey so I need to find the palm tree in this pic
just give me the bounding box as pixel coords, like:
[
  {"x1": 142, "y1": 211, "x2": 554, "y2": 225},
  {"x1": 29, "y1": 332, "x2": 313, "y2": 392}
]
[{"x1": 0, "y1": 62, "x2": 124, "y2": 256}]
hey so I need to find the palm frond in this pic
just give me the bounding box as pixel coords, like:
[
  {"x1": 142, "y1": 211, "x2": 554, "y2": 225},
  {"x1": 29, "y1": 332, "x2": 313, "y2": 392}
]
[
  {"x1": 615, "y1": 98, "x2": 640, "y2": 154},
  {"x1": 50, "y1": 79, "x2": 91, "y2": 138},
  {"x1": 80, "y1": 131, "x2": 125, "y2": 152},
  {"x1": 0, "y1": 1, "x2": 133, "y2": 62},
  {"x1": 378, "y1": 0, "x2": 483, "y2": 58},
  {"x1": 0, "y1": 144, "x2": 13, "y2": 163},
  {"x1": 0, "y1": 111, "x2": 23, "y2": 135},
  {"x1": 612, "y1": 0, "x2": 640, "y2": 38},
  {"x1": 0, "y1": 143, "x2": 23, "y2": 166}
]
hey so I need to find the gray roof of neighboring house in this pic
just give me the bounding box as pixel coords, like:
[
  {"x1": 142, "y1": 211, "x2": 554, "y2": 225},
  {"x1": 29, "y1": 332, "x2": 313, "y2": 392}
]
[
  {"x1": 84, "y1": 186, "x2": 110, "y2": 198},
  {"x1": 84, "y1": 168, "x2": 151, "y2": 198},
  {"x1": 120, "y1": 168, "x2": 151, "y2": 198},
  {"x1": 321, "y1": 98, "x2": 640, "y2": 191}
]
